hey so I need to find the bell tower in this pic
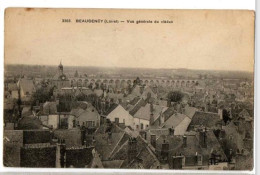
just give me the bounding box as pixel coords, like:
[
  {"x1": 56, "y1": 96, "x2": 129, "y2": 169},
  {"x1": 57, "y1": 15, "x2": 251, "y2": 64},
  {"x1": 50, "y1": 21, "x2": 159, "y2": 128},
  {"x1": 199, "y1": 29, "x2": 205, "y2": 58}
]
[{"x1": 58, "y1": 60, "x2": 63, "y2": 75}]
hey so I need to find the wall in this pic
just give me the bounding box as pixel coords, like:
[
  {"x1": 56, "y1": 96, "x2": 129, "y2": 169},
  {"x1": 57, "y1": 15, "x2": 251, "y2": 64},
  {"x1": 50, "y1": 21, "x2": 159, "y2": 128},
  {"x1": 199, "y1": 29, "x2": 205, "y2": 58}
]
[
  {"x1": 4, "y1": 130, "x2": 23, "y2": 167},
  {"x1": 65, "y1": 147, "x2": 94, "y2": 168},
  {"x1": 134, "y1": 118, "x2": 149, "y2": 130},
  {"x1": 48, "y1": 114, "x2": 59, "y2": 129},
  {"x1": 20, "y1": 146, "x2": 56, "y2": 167},
  {"x1": 23, "y1": 130, "x2": 51, "y2": 144},
  {"x1": 54, "y1": 129, "x2": 82, "y2": 147}
]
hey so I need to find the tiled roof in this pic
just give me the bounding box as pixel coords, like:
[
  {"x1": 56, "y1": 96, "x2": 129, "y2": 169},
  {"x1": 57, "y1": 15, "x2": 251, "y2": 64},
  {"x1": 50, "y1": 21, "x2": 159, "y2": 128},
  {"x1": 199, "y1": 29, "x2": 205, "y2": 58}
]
[
  {"x1": 129, "y1": 98, "x2": 147, "y2": 116},
  {"x1": 189, "y1": 111, "x2": 220, "y2": 129},
  {"x1": 134, "y1": 103, "x2": 150, "y2": 120},
  {"x1": 183, "y1": 106, "x2": 197, "y2": 119},
  {"x1": 162, "y1": 113, "x2": 187, "y2": 129}
]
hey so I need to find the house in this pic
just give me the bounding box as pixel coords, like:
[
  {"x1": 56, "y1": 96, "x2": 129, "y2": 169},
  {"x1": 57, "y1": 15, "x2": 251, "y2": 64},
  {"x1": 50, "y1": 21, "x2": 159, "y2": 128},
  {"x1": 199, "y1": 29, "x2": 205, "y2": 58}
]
[
  {"x1": 154, "y1": 129, "x2": 227, "y2": 170},
  {"x1": 133, "y1": 103, "x2": 167, "y2": 131},
  {"x1": 71, "y1": 105, "x2": 100, "y2": 128},
  {"x1": 94, "y1": 123, "x2": 161, "y2": 169},
  {"x1": 141, "y1": 86, "x2": 157, "y2": 100},
  {"x1": 160, "y1": 113, "x2": 191, "y2": 136},
  {"x1": 39, "y1": 101, "x2": 75, "y2": 129},
  {"x1": 106, "y1": 104, "x2": 134, "y2": 128},
  {"x1": 17, "y1": 78, "x2": 36, "y2": 101}
]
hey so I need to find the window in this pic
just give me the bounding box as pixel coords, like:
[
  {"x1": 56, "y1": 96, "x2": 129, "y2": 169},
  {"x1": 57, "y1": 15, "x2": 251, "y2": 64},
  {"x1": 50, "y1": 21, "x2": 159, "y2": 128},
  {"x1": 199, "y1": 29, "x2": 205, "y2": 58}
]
[
  {"x1": 141, "y1": 123, "x2": 144, "y2": 130},
  {"x1": 115, "y1": 118, "x2": 119, "y2": 124},
  {"x1": 87, "y1": 121, "x2": 95, "y2": 127},
  {"x1": 136, "y1": 125, "x2": 139, "y2": 129}
]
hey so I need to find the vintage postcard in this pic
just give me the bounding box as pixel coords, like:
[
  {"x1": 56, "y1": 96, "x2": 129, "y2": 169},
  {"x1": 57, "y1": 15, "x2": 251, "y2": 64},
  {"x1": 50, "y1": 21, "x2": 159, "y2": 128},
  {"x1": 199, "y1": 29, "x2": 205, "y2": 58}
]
[{"x1": 3, "y1": 8, "x2": 254, "y2": 171}]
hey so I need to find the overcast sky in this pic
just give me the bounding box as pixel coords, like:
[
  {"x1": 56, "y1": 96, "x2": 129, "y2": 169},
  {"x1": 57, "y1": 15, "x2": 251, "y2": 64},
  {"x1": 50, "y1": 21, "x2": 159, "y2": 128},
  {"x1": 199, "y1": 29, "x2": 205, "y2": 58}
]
[{"x1": 4, "y1": 8, "x2": 255, "y2": 72}]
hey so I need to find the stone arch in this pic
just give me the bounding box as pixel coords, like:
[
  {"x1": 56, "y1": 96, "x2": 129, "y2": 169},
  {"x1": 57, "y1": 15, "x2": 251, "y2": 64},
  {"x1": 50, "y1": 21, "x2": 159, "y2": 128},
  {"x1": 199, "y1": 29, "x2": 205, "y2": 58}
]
[
  {"x1": 84, "y1": 79, "x2": 89, "y2": 87},
  {"x1": 127, "y1": 80, "x2": 132, "y2": 85},
  {"x1": 181, "y1": 81, "x2": 185, "y2": 87},
  {"x1": 71, "y1": 79, "x2": 76, "y2": 87},
  {"x1": 186, "y1": 81, "x2": 190, "y2": 87},
  {"x1": 77, "y1": 79, "x2": 83, "y2": 87}
]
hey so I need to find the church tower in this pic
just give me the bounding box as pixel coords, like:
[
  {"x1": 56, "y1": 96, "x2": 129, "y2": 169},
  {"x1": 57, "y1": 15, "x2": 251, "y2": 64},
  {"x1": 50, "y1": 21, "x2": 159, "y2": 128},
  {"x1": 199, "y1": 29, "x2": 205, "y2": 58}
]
[{"x1": 58, "y1": 61, "x2": 63, "y2": 76}]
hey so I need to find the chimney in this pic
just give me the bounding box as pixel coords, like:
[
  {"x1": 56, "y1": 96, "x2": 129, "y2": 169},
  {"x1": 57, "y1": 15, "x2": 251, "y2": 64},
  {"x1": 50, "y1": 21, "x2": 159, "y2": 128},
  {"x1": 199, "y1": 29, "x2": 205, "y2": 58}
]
[
  {"x1": 182, "y1": 136, "x2": 187, "y2": 148},
  {"x1": 150, "y1": 103, "x2": 154, "y2": 113},
  {"x1": 81, "y1": 128, "x2": 86, "y2": 145},
  {"x1": 161, "y1": 140, "x2": 169, "y2": 161},
  {"x1": 56, "y1": 140, "x2": 66, "y2": 168},
  {"x1": 128, "y1": 137, "x2": 138, "y2": 163},
  {"x1": 150, "y1": 113, "x2": 154, "y2": 125},
  {"x1": 199, "y1": 131, "x2": 207, "y2": 148},
  {"x1": 218, "y1": 109, "x2": 223, "y2": 120},
  {"x1": 169, "y1": 128, "x2": 175, "y2": 136},
  {"x1": 151, "y1": 134, "x2": 156, "y2": 148}
]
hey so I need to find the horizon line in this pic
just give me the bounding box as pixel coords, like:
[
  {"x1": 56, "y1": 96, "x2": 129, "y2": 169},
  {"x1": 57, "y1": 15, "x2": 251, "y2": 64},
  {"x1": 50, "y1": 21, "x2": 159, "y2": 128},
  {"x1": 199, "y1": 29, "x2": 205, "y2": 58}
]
[{"x1": 4, "y1": 63, "x2": 254, "y2": 73}]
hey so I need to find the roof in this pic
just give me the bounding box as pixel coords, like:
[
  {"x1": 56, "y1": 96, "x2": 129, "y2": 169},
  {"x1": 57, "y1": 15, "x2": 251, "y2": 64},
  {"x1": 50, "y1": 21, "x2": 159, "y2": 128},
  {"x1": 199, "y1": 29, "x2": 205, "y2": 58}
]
[
  {"x1": 8, "y1": 83, "x2": 18, "y2": 91},
  {"x1": 18, "y1": 79, "x2": 35, "y2": 93},
  {"x1": 107, "y1": 105, "x2": 134, "y2": 121},
  {"x1": 129, "y1": 98, "x2": 147, "y2": 116},
  {"x1": 104, "y1": 103, "x2": 119, "y2": 116},
  {"x1": 18, "y1": 115, "x2": 43, "y2": 130},
  {"x1": 161, "y1": 113, "x2": 189, "y2": 130},
  {"x1": 70, "y1": 108, "x2": 85, "y2": 117},
  {"x1": 202, "y1": 130, "x2": 227, "y2": 160},
  {"x1": 162, "y1": 107, "x2": 176, "y2": 122},
  {"x1": 134, "y1": 103, "x2": 150, "y2": 120},
  {"x1": 130, "y1": 85, "x2": 142, "y2": 97},
  {"x1": 183, "y1": 106, "x2": 197, "y2": 119},
  {"x1": 94, "y1": 124, "x2": 160, "y2": 168},
  {"x1": 42, "y1": 102, "x2": 57, "y2": 115},
  {"x1": 189, "y1": 111, "x2": 220, "y2": 129}
]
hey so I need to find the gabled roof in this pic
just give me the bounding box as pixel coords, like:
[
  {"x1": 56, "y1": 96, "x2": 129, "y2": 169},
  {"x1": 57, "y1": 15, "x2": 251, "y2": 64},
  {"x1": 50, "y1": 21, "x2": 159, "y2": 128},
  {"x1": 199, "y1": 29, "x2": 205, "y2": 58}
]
[
  {"x1": 129, "y1": 98, "x2": 147, "y2": 116},
  {"x1": 94, "y1": 124, "x2": 160, "y2": 168},
  {"x1": 134, "y1": 103, "x2": 150, "y2": 120},
  {"x1": 162, "y1": 107, "x2": 175, "y2": 122},
  {"x1": 183, "y1": 106, "x2": 197, "y2": 119},
  {"x1": 189, "y1": 111, "x2": 220, "y2": 129},
  {"x1": 161, "y1": 113, "x2": 189, "y2": 130},
  {"x1": 18, "y1": 79, "x2": 35, "y2": 93}
]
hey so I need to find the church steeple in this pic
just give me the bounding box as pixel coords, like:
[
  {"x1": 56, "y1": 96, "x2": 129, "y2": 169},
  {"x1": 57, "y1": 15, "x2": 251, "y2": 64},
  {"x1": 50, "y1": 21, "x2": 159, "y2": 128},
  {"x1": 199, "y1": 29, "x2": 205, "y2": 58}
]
[{"x1": 58, "y1": 60, "x2": 63, "y2": 74}]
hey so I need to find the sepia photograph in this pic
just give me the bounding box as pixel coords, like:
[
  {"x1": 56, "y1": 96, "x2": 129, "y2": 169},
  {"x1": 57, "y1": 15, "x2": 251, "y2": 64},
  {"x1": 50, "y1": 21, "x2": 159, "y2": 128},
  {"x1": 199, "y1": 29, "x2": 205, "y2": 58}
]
[{"x1": 3, "y1": 8, "x2": 255, "y2": 171}]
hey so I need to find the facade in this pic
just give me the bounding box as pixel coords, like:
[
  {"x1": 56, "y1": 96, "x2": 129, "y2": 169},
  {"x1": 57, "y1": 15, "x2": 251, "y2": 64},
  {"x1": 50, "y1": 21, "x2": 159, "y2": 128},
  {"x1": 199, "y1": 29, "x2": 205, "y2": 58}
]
[{"x1": 51, "y1": 62, "x2": 70, "y2": 89}]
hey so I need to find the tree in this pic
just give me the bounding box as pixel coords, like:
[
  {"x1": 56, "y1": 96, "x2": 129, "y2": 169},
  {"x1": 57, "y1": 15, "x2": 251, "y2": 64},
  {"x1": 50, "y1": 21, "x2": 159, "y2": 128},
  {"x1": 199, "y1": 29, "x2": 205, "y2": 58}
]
[
  {"x1": 31, "y1": 86, "x2": 54, "y2": 107},
  {"x1": 167, "y1": 91, "x2": 184, "y2": 103}
]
